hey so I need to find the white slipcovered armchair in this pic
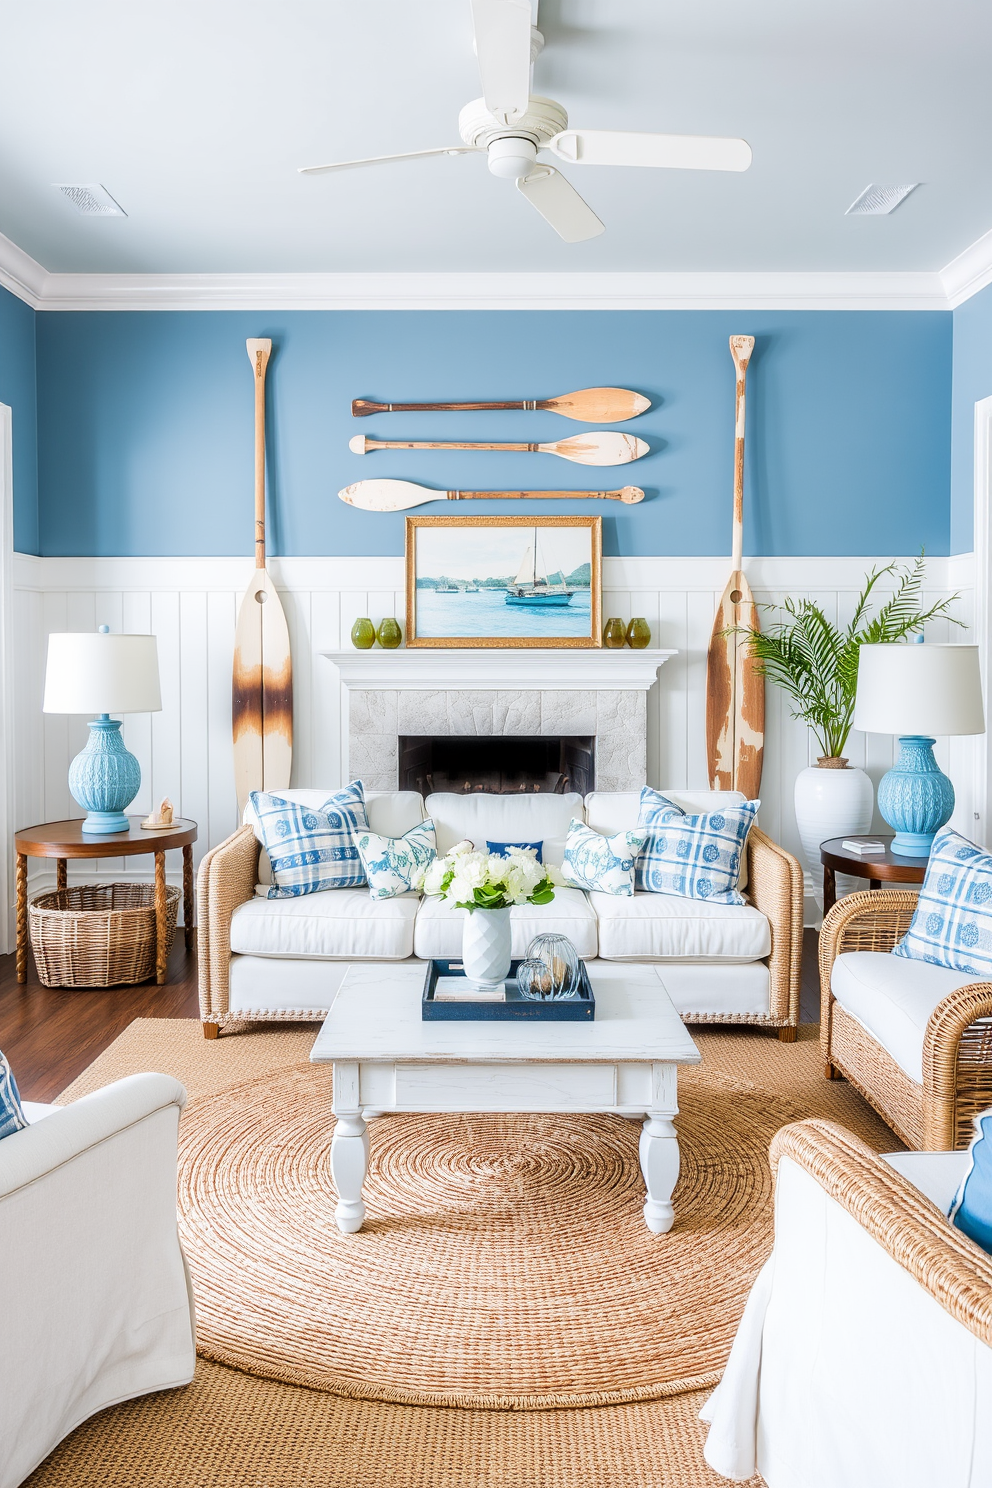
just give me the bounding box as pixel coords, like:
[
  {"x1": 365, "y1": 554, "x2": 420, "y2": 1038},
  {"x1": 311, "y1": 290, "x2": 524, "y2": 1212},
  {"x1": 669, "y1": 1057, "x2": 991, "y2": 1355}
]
[
  {"x1": 0, "y1": 1073, "x2": 196, "y2": 1488},
  {"x1": 703, "y1": 1118, "x2": 992, "y2": 1487}
]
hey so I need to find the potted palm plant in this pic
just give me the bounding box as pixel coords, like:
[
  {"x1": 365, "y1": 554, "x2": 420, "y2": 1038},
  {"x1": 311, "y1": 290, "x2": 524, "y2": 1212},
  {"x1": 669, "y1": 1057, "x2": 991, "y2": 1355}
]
[{"x1": 735, "y1": 556, "x2": 961, "y2": 887}]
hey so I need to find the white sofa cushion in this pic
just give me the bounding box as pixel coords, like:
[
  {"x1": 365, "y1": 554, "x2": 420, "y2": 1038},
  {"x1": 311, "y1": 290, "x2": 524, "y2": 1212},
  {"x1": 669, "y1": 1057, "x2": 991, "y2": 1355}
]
[
  {"x1": 230, "y1": 887, "x2": 419, "y2": 960},
  {"x1": 426, "y1": 791, "x2": 583, "y2": 867},
  {"x1": 831, "y1": 950, "x2": 983, "y2": 1083},
  {"x1": 585, "y1": 789, "x2": 751, "y2": 889},
  {"x1": 832, "y1": 952, "x2": 987, "y2": 1083},
  {"x1": 245, "y1": 790, "x2": 426, "y2": 885},
  {"x1": 414, "y1": 886, "x2": 598, "y2": 960},
  {"x1": 591, "y1": 890, "x2": 771, "y2": 962}
]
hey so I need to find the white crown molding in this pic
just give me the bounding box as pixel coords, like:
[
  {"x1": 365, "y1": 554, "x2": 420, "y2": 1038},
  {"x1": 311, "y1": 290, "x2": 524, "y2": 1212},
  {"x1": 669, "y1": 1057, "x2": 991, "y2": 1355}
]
[
  {"x1": 0, "y1": 231, "x2": 47, "y2": 309},
  {"x1": 940, "y1": 227, "x2": 992, "y2": 309}
]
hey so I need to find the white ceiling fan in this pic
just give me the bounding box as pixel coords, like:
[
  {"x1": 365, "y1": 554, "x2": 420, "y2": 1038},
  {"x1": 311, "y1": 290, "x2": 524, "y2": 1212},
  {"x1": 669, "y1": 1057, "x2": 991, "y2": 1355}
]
[{"x1": 298, "y1": 0, "x2": 752, "y2": 243}]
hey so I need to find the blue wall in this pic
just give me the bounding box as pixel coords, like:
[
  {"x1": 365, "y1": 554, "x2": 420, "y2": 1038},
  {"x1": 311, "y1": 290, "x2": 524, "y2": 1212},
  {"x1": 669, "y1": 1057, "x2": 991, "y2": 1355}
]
[
  {"x1": 951, "y1": 281, "x2": 992, "y2": 554},
  {"x1": 0, "y1": 285, "x2": 38, "y2": 555},
  {"x1": 34, "y1": 309, "x2": 952, "y2": 558}
]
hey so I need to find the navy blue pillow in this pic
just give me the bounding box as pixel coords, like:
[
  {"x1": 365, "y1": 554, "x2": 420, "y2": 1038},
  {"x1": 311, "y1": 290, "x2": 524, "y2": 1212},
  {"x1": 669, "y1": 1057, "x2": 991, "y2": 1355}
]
[
  {"x1": 950, "y1": 1109, "x2": 992, "y2": 1254},
  {"x1": 487, "y1": 840, "x2": 543, "y2": 864}
]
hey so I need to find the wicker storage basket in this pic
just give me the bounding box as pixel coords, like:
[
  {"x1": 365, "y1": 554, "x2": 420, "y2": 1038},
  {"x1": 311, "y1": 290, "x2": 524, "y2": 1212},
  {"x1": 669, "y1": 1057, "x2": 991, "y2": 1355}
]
[{"x1": 29, "y1": 882, "x2": 180, "y2": 987}]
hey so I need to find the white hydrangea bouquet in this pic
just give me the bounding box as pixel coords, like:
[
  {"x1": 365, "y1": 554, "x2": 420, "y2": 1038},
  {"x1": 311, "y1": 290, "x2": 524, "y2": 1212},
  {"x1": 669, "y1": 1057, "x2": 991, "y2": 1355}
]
[{"x1": 421, "y1": 841, "x2": 557, "y2": 910}]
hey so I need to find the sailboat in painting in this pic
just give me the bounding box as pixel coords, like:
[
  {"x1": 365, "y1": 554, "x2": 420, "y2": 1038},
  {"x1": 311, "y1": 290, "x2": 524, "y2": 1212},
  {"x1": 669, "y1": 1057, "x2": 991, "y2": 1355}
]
[{"x1": 505, "y1": 528, "x2": 576, "y2": 608}]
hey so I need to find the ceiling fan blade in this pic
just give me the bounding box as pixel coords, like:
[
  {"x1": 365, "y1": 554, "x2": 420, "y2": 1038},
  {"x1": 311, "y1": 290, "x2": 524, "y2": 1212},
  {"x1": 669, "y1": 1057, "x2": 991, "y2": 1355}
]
[
  {"x1": 471, "y1": 0, "x2": 532, "y2": 124},
  {"x1": 548, "y1": 130, "x2": 752, "y2": 173},
  {"x1": 517, "y1": 166, "x2": 605, "y2": 243},
  {"x1": 298, "y1": 146, "x2": 481, "y2": 176}
]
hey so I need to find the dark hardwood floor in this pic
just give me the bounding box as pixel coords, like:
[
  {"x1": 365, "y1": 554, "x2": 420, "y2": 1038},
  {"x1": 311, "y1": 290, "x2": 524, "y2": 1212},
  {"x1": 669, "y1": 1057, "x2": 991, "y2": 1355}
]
[{"x1": 0, "y1": 928, "x2": 824, "y2": 1102}]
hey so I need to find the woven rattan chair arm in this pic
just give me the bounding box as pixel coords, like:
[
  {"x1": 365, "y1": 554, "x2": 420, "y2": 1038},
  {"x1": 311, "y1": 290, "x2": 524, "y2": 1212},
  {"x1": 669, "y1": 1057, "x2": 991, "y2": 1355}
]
[
  {"x1": 819, "y1": 890, "x2": 920, "y2": 1062},
  {"x1": 922, "y1": 983, "x2": 992, "y2": 1149},
  {"x1": 196, "y1": 825, "x2": 259, "y2": 1021},
  {"x1": 746, "y1": 827, "x2": 804, "y2": 1026},
  {"x1": 771, "y1": 1118, "x2": 992, "y2": 1348}
]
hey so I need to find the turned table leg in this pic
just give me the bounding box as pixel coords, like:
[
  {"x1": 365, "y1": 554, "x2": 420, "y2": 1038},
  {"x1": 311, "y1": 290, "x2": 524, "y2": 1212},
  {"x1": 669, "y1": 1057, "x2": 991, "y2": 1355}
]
[
  {"x1": 640, "y1": 1110, "x2": 680, "y2": 1235},
  {"x1": 331, "y1": 1110, "x2": 369, "y2": 1233},
  {"x1": 182, "y1": 843, "x2": 194, "y2": 951},
  {"x1": 822, "y1": 863, "x2": 836, "y2": 915},
  {"x1": 155, "y1": 850, "x2": 168, "y2": 985},
  {"x1": 15, "y1": 853, "x2": 27, "y2": 984},
  {"x1": 56, "y1": 858, "x2": 67, "y2": 893}
]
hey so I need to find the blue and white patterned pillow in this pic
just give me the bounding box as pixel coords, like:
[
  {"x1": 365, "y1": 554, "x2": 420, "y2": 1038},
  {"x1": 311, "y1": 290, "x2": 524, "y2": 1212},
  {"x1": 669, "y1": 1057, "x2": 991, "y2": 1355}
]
[
  {"x1": 0, "y1": 1049, "x2": 27, "y2": 1141},
  {"x1": 893, "y1": 827, "x2": 992, "y2": 975},
  {"x1": 251, "y1": 782, "x2": 369, "y2": 898},
  {"x1": 354, "y1": 820, "x2": 437, "y2": 900},
  {"x1": 561, "y1": 819, "x2": 647, "y2": 896},
  {"x1": 635, "y1": 787, "x2": 758, "y2": 903}
]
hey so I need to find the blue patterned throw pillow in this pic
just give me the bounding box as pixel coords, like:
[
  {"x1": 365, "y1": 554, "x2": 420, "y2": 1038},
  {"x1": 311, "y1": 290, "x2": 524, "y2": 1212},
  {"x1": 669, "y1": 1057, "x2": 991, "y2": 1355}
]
[
  {"x1": 635, "y1": 787, "x2": 758, "y2": 904},
  {"x1": 893, "y1": 827, "x2": 992, "y2": 975},
  {"x1": 0, "y1": 1048, "x2": 27, "y2": 1141},
  {"x1": 561, "y1": 819, "x2": 647, "y2": 896},
  {"x1": 251, "y1": 782, "x2": 369, "y2": 897},
  {"x1": 354, "y1": 820, "x2": 437, "y2": 900},
  {"x1": 950, "y1": 1108, "x2": 992, "y2": 1254}
]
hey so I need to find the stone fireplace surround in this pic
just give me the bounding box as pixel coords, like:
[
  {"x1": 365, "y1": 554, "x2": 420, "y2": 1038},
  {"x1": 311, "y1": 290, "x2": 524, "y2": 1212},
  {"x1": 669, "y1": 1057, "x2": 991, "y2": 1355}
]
[{"x1": 324, "y1": 649, "x2": 676, "y2": 795}]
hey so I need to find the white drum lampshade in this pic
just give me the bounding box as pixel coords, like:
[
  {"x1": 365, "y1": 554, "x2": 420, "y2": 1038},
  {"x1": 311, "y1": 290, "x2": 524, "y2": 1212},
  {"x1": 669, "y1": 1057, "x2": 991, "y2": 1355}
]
[
  {"x1": 852, "y1": 643, "x2": 985, "y2": 857},
  {"x1": 852, "y1": 643, "x2": 984, "y2": 738},
  {"x1": 42, "y1": 628, "x2": 162, "y2": 834}
]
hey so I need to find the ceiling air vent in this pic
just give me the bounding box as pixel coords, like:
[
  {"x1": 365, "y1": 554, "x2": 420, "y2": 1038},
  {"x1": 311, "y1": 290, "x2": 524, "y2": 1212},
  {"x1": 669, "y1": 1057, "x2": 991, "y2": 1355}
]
[
  {"x1": 54, "y1": 183, "x2": 127, "y2": 217},
  {"x1": 846, "y1": 184, "x2": 919, "y2": 217}
]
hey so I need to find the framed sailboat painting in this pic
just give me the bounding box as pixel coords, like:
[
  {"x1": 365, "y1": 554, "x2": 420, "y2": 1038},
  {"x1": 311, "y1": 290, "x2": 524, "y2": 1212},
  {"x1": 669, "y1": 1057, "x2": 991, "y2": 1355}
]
[{"x1": 405, "y1": 516, "x2": 602, "y2": 648}]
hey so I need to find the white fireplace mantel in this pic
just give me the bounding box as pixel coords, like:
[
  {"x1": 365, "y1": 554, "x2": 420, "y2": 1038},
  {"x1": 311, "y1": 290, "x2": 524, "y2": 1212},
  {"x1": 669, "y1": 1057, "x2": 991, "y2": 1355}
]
[{"x1": 323, "y1": 648, "x2": 676, "y2": 691}]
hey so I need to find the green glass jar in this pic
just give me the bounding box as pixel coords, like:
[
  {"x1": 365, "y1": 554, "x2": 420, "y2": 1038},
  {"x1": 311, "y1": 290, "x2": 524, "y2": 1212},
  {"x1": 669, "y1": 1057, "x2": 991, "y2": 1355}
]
[
  {"x1": 603, "y1": 617, "x2": 626, "y2": 649},
  {"x1": 350, "y1": 617, "x2": 376, "y2": 649},
  {"x1": 626, "y1": 617, "x2": 651, "y2": 649},
  {"x1": 376, "y1": 617, "x2": 402, "y2": 649}
]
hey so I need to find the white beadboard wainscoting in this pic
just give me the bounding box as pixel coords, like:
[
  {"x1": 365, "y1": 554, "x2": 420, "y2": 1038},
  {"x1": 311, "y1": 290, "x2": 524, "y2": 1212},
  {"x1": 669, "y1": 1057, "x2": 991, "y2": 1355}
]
[{"x1": 10, "y1": 551, "x2": 978, "y2": 927}]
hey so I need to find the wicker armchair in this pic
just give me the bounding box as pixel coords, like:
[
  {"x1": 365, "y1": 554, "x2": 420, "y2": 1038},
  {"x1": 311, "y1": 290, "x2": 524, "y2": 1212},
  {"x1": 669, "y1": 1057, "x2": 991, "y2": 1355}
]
[
  {"x1": 703, "y1": 1118, "x2": 992, "y2": 1486},
  {"x1": 820, "y1": 889, "x2": 992, "y2": 1149},
  {"x1": 197, "y1": 824, "x2": 260, "y2": 1038}
]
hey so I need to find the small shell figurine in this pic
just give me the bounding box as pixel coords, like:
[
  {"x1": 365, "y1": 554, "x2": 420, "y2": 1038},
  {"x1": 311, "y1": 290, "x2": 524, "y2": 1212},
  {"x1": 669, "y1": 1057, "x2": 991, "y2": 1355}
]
[{"x1": 141, "y1": 797, "x2": 175, "y2": 830}]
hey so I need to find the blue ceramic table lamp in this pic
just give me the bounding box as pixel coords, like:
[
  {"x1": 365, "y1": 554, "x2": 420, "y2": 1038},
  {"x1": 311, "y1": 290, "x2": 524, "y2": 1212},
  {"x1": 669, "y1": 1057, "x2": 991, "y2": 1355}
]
[
  {"x1": 852, "y1": 642, "x2": 985, "y2": 857},
  {"x1": 42, "y1": 627, "x2": 162, "y2": 834}
]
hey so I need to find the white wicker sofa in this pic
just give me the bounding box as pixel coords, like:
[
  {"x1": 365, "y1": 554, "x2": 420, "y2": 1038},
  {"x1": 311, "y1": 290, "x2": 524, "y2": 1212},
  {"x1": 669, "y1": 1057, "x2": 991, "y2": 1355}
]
[{"x1": 197, "y1": 788, "x2": 803, "y2": 1040}]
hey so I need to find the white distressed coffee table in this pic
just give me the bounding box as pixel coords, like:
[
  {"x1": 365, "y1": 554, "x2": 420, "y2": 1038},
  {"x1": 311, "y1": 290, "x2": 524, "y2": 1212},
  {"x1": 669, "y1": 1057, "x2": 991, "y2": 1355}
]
[{"x1": 310, "y1": 960, "x2": 701, "y2": 1236}]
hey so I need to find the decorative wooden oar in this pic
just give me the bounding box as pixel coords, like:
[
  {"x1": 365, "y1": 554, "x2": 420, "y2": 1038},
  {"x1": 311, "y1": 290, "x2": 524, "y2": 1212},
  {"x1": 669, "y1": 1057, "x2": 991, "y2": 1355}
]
[
  {"x1": 339, "y1": 479, "x2": 644, "y2": 511},
  {"x1": 348, "y1": 432, "x2": 648, "y2": 467},
  {"x1": 232, "y1": 338, "x2": 293, "y2": 816},
  {"x1": 705, "y1": 335, "x2": 764, "y2": 800},
  {"x1": 352, "y1": 387, "x2": 651, "y2": 423}
]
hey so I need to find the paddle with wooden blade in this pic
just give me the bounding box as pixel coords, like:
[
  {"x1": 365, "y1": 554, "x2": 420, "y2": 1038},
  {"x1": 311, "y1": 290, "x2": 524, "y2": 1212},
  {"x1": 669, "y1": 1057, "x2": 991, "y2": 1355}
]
[
  {"x1": 339, "y1": 480, "x2": 645, "y2": 511},
  {"x1": 705, "y1": 335, "x2": 764, "y2": 800},
  {"x1": 232, "y1": 338, "x2": 293, "y2": 815},
  {"x1": 352, "y1": 387, "x2": 651, "y2": 423},
  {"x1": 348, "y1": 432, "x2": 648, "y2": 466}
]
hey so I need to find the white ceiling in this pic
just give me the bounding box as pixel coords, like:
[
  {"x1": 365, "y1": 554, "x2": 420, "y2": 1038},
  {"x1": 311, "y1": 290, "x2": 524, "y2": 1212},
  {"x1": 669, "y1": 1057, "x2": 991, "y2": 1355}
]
[{"x1": 1, "y1": 0, "x2": 990, "y2": 275}]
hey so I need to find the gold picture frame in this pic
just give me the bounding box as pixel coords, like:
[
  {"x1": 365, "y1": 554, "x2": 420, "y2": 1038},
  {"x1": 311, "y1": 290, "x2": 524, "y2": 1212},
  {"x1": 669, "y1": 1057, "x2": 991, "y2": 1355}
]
[{"x1": 405, "y1": 515, "x2": 603, "y2": 649}]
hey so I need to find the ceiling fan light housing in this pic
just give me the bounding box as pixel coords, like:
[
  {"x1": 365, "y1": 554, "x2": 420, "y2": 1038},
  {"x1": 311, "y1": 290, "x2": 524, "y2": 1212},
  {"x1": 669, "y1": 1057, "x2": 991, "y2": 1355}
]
[{"x1": 487, "y1": 135, "x2": 538, "y2": 179}]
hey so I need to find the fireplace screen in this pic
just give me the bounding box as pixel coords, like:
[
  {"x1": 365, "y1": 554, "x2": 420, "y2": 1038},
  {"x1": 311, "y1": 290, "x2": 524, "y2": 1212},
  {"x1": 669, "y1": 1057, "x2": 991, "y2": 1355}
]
[{"x1": 398, "y1": 736, "x2": 594, "y2": 796}]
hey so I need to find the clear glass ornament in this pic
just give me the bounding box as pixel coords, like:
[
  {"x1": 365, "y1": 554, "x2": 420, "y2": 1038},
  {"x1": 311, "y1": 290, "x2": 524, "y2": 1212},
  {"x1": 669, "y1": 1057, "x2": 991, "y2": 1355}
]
[{"x1": 524, "y1": 933, "x2": 581, "y2": 999}]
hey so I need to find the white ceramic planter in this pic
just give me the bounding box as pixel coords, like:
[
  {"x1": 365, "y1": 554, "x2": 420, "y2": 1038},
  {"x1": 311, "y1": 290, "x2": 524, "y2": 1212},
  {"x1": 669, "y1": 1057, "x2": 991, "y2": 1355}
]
[
  {"x1": 461, "y1": 907, "x2": 512, "y2": 989},
  {"x1": 794, "y1": 762, "x2": 874, "y2": 905}
]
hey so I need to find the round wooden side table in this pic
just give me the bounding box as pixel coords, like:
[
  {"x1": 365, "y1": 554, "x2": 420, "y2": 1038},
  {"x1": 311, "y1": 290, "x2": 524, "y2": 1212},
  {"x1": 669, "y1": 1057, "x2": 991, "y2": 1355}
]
[
  {"x1": 14, "y1": 818, "x2": 197, "y2": 986},
  {"x1": 820, "y1": 835, "x2": 926, "y2": 916}
]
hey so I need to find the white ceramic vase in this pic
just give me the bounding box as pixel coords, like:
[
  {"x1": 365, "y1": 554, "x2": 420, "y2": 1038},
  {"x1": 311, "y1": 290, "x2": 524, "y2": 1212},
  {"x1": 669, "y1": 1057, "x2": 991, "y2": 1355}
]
[
  {"x1": 794, "y1": 760, "x2": 874, "y2": 904},
  {"x1": 461, "y1": 906, "x2": 512, "y2": 989}
]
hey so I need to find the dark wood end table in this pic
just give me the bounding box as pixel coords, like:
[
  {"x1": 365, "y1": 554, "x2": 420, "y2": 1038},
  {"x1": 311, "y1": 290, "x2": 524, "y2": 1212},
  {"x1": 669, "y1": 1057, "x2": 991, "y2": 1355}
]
[
  {"x1": 820, "y1": 835, "x2": 926, "y2": 916},
  {"x1": 14, "y1": 818, "x2": 198, "y2": 986}
]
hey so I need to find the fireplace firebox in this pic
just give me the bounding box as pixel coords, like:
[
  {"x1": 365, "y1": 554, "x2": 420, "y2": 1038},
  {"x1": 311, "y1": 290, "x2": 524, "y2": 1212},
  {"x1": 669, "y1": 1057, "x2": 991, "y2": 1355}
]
[{"x1": 398, "y1": 735, "x2": 595, "y2": 796}]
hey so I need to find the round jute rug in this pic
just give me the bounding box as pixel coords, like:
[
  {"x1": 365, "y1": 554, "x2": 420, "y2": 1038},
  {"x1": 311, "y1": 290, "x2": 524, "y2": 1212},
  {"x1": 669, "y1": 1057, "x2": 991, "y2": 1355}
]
[{"x1": 177, "y1": 1063, "x2": 800, "y2": 1410}]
